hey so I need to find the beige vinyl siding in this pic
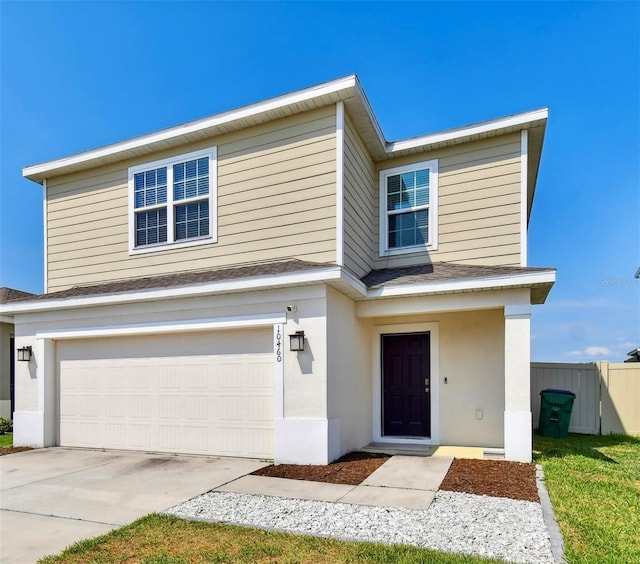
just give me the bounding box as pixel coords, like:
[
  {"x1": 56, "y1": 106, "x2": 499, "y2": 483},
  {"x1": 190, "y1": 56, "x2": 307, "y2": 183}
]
[
  {"x1": 374, "y1": 133, "x2": 522, "y2": 269},
  {"x1": 46, "y1": 107, "x2": 337, "y2": 291},
  {"x1": 342, "y1": 115, "x2": 375, "y2": 277}
]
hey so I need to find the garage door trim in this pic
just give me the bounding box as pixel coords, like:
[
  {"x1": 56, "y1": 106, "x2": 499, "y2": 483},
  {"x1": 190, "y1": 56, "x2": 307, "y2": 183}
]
[{"x1": 36, "y1": 312, "x2": 287, "y2": 341}]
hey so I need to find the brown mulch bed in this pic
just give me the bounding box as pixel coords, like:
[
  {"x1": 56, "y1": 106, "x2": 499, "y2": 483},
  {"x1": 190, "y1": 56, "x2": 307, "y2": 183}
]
[
  {"x1": 252, "y1": 452, "x2": 391, "y2": 485},
  {"x1": 0, "y1": 446, "x2": 33, "y2": 456},
  {"x1": 253, "y1": 453, "x2": 539, "y2": 502},
  {"x1": 439, "y1": 458, "x2": 539, "y2": 502}
]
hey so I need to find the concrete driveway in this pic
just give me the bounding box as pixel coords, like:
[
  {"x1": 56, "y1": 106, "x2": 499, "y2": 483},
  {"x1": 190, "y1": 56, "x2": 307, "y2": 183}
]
[{"x1": 0, "y1": 448, "x2": 267, "y2": 563}]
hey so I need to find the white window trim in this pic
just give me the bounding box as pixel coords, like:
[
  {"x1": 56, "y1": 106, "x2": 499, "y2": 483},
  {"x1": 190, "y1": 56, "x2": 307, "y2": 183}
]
[
  {"x1": 128, "y1": 146, "x2": 218, "y2": 255},
  {"x1": 378, "y1": 159, "x2": 438, "y2": 256}
]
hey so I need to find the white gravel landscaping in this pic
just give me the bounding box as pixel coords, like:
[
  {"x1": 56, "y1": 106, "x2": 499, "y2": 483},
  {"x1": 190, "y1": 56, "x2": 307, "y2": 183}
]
[{"x1": 165, "y1": 489, "x2": 555, "y2": 563}]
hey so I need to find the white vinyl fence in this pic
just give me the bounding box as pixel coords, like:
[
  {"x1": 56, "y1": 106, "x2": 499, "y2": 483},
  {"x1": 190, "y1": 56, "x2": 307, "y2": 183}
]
[
  {"x1": 531, "y1": 362, "x2": 640, "y2": 435},
  {"x1": 531, "y1": 363, "x2": 600, "y2": 434}
]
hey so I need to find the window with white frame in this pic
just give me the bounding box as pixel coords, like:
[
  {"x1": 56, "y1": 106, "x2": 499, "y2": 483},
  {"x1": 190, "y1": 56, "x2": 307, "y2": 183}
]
[
  {"x1": 379, "y1": 159, "x2": 438, "y2": 255},
  {"x1": 129, "y1": 147, "x2": 217, "y2": 253}
]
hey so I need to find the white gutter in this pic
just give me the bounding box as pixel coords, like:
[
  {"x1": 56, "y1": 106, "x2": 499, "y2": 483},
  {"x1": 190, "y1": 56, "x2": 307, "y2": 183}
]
[
  {"x1": 340, "y1": 268, "x2": 369, "y2": 296},
  {"x1": 387, "y1": 108, "x2": 548, "y2": 153}
]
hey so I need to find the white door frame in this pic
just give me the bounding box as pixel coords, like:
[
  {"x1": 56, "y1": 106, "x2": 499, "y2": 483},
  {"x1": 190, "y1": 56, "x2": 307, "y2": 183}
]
[{"x1": 372, "y1": 322, "x2": 440, "y2": 445}]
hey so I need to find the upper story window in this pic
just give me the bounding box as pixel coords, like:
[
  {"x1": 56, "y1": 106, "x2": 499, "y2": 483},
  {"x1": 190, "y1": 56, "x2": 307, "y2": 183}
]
[
  {"x1": 379, "y1": 159, "x2": 438, "y2": 256},
  {"x1": 128, "y1": 147, "x2": 217, "y2": 254}
]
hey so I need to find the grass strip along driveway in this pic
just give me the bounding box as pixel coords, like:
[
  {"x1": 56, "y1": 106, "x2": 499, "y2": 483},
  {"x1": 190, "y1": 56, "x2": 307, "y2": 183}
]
[
  {"x1": 39, "y1": 516, "x2": 501, "y2": 564},
  {"x1": 34, "y1": 433, "x2": 640, "y2": 563}
]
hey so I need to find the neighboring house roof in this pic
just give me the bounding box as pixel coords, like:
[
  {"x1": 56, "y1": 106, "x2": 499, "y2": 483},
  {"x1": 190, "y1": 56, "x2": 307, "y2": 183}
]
[
  {"x1": 0, "y1": 260, "x2": 555, "y2": 314},
  {"x1": 22, "y1": 75, "x2": 547, "y2": 220},
  {"x1": 625, "y1": 347, "x2": 640, "y2": 363},
  {"x1": 0, "y1": 287, "x2": 35, "y2": 304}
]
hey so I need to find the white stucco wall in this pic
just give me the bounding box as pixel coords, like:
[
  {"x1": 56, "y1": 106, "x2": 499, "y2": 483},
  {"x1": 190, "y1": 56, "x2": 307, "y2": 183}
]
[
  {"x1": 12, "y1": 282, "x2": 528, "y2": 458},
  {"x1": 371, "y1": 308, "x2": 505, "y2": 448},
  {"x1": 12, "y1": 285, "x2": 333, "y2": 458},
  {"x1": 282, "y1": 306, "x2": 327, "y2": 419},
  {"x1": 326, "y1": 286, "x2": 372, "y2": 458}
]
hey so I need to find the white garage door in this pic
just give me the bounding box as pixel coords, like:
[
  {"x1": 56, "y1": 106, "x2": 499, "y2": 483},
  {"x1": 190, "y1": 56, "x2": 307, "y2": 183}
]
[{"x1": 58, "y1": 330, "x2": 274, "y2": 458}]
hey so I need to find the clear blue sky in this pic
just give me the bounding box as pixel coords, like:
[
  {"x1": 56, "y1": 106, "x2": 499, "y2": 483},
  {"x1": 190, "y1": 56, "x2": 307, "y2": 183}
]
[{"x1": 1, "y1": 2, "x2": 638, "y2": 362}]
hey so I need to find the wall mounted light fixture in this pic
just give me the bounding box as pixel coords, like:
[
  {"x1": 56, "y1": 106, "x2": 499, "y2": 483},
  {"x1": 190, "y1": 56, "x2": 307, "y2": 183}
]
[
  {"x1": 17, "y1": 346, "x2": 32, "y2": 362},
  {"x1": 289, "y1": 331, "x2": 305, "y2": 352}
]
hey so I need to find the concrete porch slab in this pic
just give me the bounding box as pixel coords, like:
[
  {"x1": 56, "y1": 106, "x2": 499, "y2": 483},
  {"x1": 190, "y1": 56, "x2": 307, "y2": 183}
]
[
  {"x1": 337, "y1": 485, "x2": 435, "y2": 510},
  {"x1": 215, "y1": 475, "x2": 355, "y2": 502},
  {"x1": 359, "y1": 442, "x2": 435, "y2": 457},
  {"x1": 362, "y1": 455, "x2": 452, "y2": 491},
  {"x1": 431, "y1": 446, "x2": 486, "y2": 459}
]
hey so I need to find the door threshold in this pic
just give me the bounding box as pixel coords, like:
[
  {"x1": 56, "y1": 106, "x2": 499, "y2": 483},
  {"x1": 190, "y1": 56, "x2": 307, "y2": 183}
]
[{"x1": 358, "y1": 441, "x2": 435, "y2": 457}]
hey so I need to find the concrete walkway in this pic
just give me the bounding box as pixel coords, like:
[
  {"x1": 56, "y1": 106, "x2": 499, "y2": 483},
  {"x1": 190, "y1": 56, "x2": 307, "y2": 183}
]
[{"x1": 217, "y1": 455, "x2": 453, "y2": 510}]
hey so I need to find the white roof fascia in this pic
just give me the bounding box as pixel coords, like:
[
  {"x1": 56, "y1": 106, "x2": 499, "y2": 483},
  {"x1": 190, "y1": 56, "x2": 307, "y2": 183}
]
[
  {"x1": 366, "y1": 270, "x2": 556, "y2": 298},
  {"x1": 339, "y1": 269, "x2": 369, "y2": 297},
  {"x1": 386, "y1": 108, "x2": 549, "y2": 154},
  {"x1": 23, "y1": 75, "x2": 360, "y2": 182},
  {"x1": 352, "y1": 78, "x2": 386, "y2": 150},
  {"x1": 1, "y1": 266, "x2": 343, "y2": 314}
]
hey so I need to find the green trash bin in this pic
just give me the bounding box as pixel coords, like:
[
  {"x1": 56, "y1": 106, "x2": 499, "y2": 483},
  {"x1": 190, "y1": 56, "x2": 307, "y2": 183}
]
[{"x1": 538, "y1": 389, "x2": 576, "y2": 438}]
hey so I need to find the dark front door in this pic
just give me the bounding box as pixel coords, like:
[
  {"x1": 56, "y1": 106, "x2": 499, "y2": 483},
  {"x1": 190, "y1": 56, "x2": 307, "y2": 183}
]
[{"x1": 382, "y1": 332, "x2": 430, "y2": 437}]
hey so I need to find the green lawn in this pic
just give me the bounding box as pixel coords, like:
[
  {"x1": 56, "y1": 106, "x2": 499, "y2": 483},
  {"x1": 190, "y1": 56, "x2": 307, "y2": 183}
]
[
  {"x1": 534, "y1": 433, "x2": 640, "y2": 564},
  {"x1": 0, "y1": 433, "x2": 12, "y2": 448},
  {"x1": 39, "y1": 514, "x2": 500, "y2": 564}
]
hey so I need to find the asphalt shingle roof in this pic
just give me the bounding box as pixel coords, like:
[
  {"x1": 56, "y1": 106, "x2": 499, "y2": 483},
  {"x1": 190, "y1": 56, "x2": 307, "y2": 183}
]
[
  {"x1": 361, "y1": 262, "x2": 554, "y2": 288},
  {"x1": 0, "y1": 287, "x2": 36, "y2": 303},
  {"x1": 13, "y1": 260, "x2": 333, "y2": 302},
  {"x1": 4, "y1": 260, "x2": 555, "y2": 305}
]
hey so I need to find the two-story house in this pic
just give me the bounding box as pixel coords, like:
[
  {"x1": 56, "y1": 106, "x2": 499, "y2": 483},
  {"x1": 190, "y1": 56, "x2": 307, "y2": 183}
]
[{"x1": 5, "y1": 75, "x2": 555, "y2": 463}]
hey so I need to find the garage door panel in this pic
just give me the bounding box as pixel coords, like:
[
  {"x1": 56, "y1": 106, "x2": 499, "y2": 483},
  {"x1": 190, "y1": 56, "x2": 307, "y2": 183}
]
[
  {"x1": 58, "y1": 332, "x2": 274, "y2": 458},
  {"x1": 129, "y1": 424, "x2": 152, "y2": 448},
  {"x1": 248, "y1": 396, "x2": 274, "y2": 422},
  {"x1": 248, "y1": 429, "x2": 273, "y2": 457},
  {"x1": 105, "y1": 423, "x2": 127, "y2": 447},
  {"x1": 185, "y1": 396, "x2": 208, "y2": 420}
]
